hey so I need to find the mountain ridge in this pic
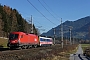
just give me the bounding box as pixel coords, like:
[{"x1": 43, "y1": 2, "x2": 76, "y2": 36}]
[{"x1": 41, "y1": 16, "x2": 90, "y2": 40}]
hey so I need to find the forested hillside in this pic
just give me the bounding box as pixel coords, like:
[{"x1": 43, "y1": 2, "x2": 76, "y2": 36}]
[{"x1": 0, "y1": 4, "x2": 37, "y2": 37}]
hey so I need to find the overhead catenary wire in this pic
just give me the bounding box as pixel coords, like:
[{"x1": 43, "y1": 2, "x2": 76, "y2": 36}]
[
  {"x1": 25, "y1": 15, "x2": 47, "y2": 31},
  {"x1": 22, "y1": 9, "x2": 51, "y2": 33},
  {"x1": 38, "y1": 0, "x2": 59, "y2": 22},
  {"x1": 42, "y1": 0, "x2": 60, "y2": 20},
  {"x1": 27, "y1": 0, "x2": 56, "y2": 25},
  {"x1": 33, "y1": 17, "x2": 48, "y2": 30}
]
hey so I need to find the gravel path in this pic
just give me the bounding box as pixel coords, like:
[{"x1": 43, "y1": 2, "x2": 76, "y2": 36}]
[{"x1": 70, "y1": 44, "x2": 89, "y2": 60}]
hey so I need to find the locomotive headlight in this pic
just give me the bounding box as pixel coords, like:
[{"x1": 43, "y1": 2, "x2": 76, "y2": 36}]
[{"x1": 11, "y1": 40, "x2": 18, "y2": 43}]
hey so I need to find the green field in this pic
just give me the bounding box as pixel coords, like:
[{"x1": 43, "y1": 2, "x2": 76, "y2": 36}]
[
  {"x1": 81, "y1": 44, "x2": 90, "y2": 51},
  {"x1": 0, "y1": 37, "x2": 8, "y2": 48}
]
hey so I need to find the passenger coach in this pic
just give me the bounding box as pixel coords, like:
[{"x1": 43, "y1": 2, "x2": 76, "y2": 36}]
[{"x1": 39, "y1": 37, "x2": 53, "y2": 46}]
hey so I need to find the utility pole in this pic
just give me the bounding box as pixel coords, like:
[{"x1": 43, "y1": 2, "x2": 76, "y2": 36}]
[
  {"x1": 73, "y1": 32, "x2": 75, "y2": 44},
  {"x1": 30, "y1": 15, "x2": 33, "y2": 33},
  {"x1": 66, "y1": 36, "x2": 67, "y2": 45},
  {"x1": 69, "y1": 26, "x2": 72, "y2": 45},
  {"x1": 61, "y1": 18, "x2": 63, "y2": 48},
  {"x1": 73, "y1": 36, "x2": 74, "y2": 44},
  {"x1": 53, "y1": 28, "x2": 56, "y2": 45}
]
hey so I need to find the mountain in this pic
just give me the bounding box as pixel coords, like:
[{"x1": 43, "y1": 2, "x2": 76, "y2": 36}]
[{"x1": 41, "y1": 16, "x2": 90, "y2": 40}]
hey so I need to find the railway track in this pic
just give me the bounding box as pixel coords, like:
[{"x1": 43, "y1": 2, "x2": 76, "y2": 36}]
[
  {"x1": 0, "y1": 44, "x2": 78, "y2": 60},
  {"x1": 0, "y1": 45, "x2": 53, "y2": 53}
]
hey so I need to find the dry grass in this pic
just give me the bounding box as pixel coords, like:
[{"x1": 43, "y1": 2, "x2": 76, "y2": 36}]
[
  {"x1": 0, "y1": 43, "x2": 78, "y2": 60},
  {"x1": 0, "y1": 37, "x2": 8, "y2": 47}
]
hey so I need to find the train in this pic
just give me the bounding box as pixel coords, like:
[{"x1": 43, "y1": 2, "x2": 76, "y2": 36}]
[
  {"x1": 7, "y1": 32, "x2": 53, "y2": 49},
  {"x1": 39, "y1": 36, "x2": 53, "y2": 46}
]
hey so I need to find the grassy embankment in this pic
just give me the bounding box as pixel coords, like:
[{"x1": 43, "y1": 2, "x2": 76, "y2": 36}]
[
  {"x1": 81, "y1": 44, "x2": 90, "y2": 57},
  {"x1": 43, "y1": 44, "x2": 79, "y2": 60},
  {"x1": 81, "y1": 44, "x2": 90, "y2": 51},
  {"x1": 0, "y1": 37, "x2": 8, "y2": 48}
]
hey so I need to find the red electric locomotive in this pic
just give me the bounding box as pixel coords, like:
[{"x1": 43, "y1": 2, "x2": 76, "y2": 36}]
[{"x1": 7, "y1": 32, "x2": 39, "y2": 49}]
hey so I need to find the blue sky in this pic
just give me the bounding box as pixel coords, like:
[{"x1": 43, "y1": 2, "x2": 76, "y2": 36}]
[{"x1": 0, "y1": 0, "x2": 90, "y2": 33}]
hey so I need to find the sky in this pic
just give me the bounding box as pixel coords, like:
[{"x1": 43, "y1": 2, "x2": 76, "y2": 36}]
[{"x1": 0, "y1": 0, "x2": 90, "y2": 33}]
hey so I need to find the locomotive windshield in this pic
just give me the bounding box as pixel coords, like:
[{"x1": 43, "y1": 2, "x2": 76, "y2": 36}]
[{"x1": 9, "y1": 34, "x2": 19, "y2": 40}]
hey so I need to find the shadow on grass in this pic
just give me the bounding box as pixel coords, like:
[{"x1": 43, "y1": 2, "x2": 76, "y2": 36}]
[{"x1": 0, "y1": 45, "x2": 9, "y2": 51}]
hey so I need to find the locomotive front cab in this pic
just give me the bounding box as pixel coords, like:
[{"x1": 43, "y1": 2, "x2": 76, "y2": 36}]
[{"x1": 7, "y1": 33, "x2": 19, "y2": 47}]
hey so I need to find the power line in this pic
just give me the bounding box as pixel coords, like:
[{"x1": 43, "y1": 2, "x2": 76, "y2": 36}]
[
  {"x1": 38, "y1": 0, "x2": 59, "y2": 21},
  {"x1": 27, "y1": 0, "x2": 56, "y2": 25},
  {"x1": 42, "y1": 0, "x2": 60, "y2": 20},
  {"x1": 33, "y1": 17, "x2": 48, "y2": 30}
]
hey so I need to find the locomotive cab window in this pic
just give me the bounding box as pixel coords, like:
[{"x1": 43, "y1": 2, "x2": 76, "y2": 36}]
[{"x1": 9, "y1": 34, "x2": 19, "y2": 40}]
